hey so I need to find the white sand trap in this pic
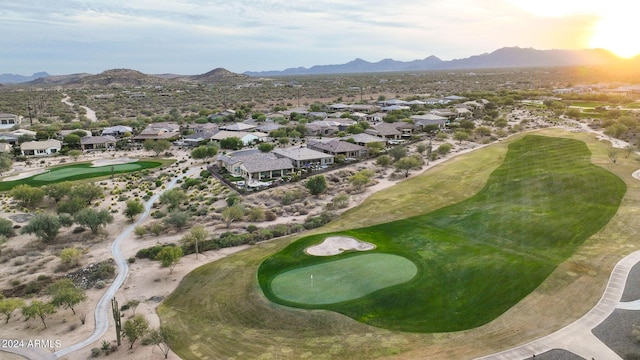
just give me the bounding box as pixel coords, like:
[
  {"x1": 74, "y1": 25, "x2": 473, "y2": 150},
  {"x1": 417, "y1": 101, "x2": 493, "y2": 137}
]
[
  {"x1": 305, "y1": 236, "x2": 376, "y2": 256},
  {"x1": 2, "y1": 168, "x2": 48, "y2": 181},
  {"x1": 91, "y1": 157, "x2": 139, "y2": 167},
  {"x1": 633, "y1": 169, "x2": 640, "y2": 181}
]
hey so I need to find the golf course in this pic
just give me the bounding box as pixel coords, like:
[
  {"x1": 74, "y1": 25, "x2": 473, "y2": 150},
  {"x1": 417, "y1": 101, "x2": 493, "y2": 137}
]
[
  {"x1": 159, "y1": 130, "x2": 637, "y2": 359},
  {"x1": 0, "y1": 160, "x2": 163, "y2": 191}
]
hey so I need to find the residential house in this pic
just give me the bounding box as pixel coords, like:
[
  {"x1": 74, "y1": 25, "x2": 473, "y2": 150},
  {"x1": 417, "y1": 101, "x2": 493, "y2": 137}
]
[
  {"x1": 272, "y1": 146, "x2": 334, "y2": 168},
  {"x1": 366, "y1": 122, "x2": 401, "y2": 140},
  {"x1": 207, "y1": 109, "x2": 235, "y2": 122},
  {"x1": 328, "y1": 103, "x2": 350, "y2": 112},
  {"x1": 344, "y1": 133, "x2": 387, "y2": 147},
  {"x1": 307, "y1": 139, "x2": 368, "y2": 158},
  {"x1": 81, "y1": 135, "x2": 117, "y2": 151},
  {"x1": 349, "y1": 104, "x2": 380, "y2": 113},
  {"x1": 410, "y1": 114, "x2": 448, "y2": 130},
  {"x1": 430, "y1": 109, "x2": 458, "y2": 121},
  {"x1": 101, "y1": 125, "x2": 133, "y2": 137},
  {"x1": 216, "y1": 149, "x2": 294, "y2": 185},
  {"x1": 133, "y1": 122, "x2": 180, "y2": 141},
  {"x1": 0, "y1": 133, "x2": 19, "y2": 144},
  {"x1": 222, "y1": 122, "x2": 257, "y2": 132},
  {"x1": 381, "y1": 105, "x2": 410, "y2": 112},
  {"x1": 20, "y1": 139, "x2": 62, "y2": 156},
  {"x1": 211, "y1": 130, "x2": 268, "y2": 146},
  {"x1": 0, "y1": 113, "x2": 21, "y2": 129},
  {"x1": 306, "y1": 121, "x2": 340, "y2": 137},
  {"x1": 180, "y1": 131, "x2": 217, "y2": 147},
  {"x1": 378, "y1": 99, "x2": 408, "y2": 107}
]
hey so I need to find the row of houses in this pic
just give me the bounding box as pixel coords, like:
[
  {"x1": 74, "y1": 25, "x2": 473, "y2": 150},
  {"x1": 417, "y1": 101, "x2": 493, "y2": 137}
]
[{"x1": 215, "y1": 139, "x2": 369, "y2": 188}]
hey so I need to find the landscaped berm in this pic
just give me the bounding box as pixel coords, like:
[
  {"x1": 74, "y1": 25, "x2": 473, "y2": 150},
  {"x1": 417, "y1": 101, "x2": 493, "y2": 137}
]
[{"x1": 159, "y1": 133, "x2": 628, "y2": 358}]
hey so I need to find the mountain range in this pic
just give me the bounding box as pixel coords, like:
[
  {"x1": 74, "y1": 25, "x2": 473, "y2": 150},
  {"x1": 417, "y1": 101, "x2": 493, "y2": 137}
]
[
  {"x1": 243, "y1": 47, "x2": 632, "y2": 76},
  {"x1": 2, "y1": 47, "x2": 639, "y2": 85}
]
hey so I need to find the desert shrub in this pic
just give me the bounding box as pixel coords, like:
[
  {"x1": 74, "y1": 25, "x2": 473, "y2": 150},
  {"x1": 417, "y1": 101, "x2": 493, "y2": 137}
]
[
  {"x1": 95, "y1": 281, "x2": 106, "y2": 289},
  {"x1": 90, "y1": 263, "x2": 115, "y2": 281},
  {"x1": 91, "y1": 347, "x2": 101, "y2": 357},
  {"x1": 0, "y1": 218, "x2": 15, "y2": 237},
  {"x1": 303, "y1": 211, "x2": 337, "y2": 229},
  {"x1": 264, "y1": 210, "x2": 277, "y2": 221},
  {"x1": 135, "y1": 244, "x2": 176, "y2": 260}
]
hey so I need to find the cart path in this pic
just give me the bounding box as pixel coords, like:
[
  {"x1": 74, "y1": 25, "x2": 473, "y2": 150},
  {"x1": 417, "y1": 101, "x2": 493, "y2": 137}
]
[{"x1": 476, "y1": 250, "x2": 640, "y2": 360}]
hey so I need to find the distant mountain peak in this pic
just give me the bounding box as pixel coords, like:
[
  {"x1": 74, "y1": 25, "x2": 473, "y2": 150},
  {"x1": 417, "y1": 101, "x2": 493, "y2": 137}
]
[
  {"x1": 243, "y1": 47, "x2": 622, "y2": 76},
  {"x1": 0, "y1": 71, "x2": 50, "y2": 84}
]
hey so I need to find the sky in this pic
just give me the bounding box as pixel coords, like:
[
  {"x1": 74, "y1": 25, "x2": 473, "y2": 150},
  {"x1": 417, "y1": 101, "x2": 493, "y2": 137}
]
[{"x1": 2, "y1": 0, "x2": 639, "y2": 76}]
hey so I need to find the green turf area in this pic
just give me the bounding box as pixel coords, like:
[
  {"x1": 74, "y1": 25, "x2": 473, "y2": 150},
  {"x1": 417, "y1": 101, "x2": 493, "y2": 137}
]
[
  {"x1": 271, "y1": 253, "x2": 417, "y2": 305},
  {"x1": 258, "y1": 135, "x2": 626, "y2": 332},
  {"x1": 0, "y1": 161, "x2": 163, "y2": 191},
  {"x1": 32, "y1": 163, "x2": 143, "y2": 181}
]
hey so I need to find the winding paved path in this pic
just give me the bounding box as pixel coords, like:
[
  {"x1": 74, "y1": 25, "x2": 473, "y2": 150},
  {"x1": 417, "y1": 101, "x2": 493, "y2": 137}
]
[
  {"x1": 53, "y1": 166, "x2": 202, "y2": 358},
  {"x1": 0, "y1": 165, "x2": 202, "y2": 360}
]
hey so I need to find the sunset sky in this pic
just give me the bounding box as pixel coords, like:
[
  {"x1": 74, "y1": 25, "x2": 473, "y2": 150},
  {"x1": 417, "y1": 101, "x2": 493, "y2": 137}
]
[{"x1": 1, "y1": 0, "x2": 637, "y2": 75}]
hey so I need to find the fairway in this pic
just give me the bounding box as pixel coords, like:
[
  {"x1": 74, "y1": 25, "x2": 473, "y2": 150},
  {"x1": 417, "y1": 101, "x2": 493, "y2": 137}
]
[
  {"x1": 33, "y1": 163, "x2": 142, "y2": 181},
  {"x1": 271, "y1": 253, "x2": 417, "y2": 305},
  {"x1": 259, "y1": 135, "x2": 626, "y2": 332}
]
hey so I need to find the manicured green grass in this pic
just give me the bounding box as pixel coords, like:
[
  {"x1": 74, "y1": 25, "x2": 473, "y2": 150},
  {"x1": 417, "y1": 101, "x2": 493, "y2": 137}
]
[
  {"x1": 258, "y1": 135, "x2": 626, "y2": 332},
  {"x1": 271, "y1": 253, "x2": 417, "y2": 305},
  {"x1": 0, "y1": 161, "x2": 163, "y2": 191}
]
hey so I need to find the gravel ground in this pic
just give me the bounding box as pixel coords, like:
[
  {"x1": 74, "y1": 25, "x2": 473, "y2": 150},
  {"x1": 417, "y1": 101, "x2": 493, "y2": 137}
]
[{"x1": 591, "y1": 261, "x2": 640, "y2": 359}]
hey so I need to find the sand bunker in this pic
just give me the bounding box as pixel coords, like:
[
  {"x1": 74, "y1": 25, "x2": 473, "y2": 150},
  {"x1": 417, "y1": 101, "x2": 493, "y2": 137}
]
[
  {"x1": 305, "y1": 236, "x2": 376, "y2": 256},
  {"x1": 2, "y1": 168, "x2": 48, "y2": 182},
  {"x1": 91, "y1": 157, "x2": 138, "y2": 167}
]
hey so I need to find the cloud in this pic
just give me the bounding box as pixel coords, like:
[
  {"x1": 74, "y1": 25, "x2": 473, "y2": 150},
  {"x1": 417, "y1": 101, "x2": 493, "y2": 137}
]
[{"x1": 0, "y1": 0, "x2": 618, "y2": 75}]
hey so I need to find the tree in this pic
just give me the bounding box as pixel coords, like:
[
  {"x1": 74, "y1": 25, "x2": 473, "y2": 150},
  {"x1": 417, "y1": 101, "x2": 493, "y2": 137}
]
[
  {"x1": 0, "y1": 153, "x2": 13, "y2": 175},
  {"x1": 437, "y1": 143, "x2": 452, "y2": 155},
  {"x1": 163, "y1": 210, "x2": 191, "y2": 230},
  {"x1": 222, "y1": 204, "x2": 245, "y2": 228},
  {"x1": 63, "y1": 134, "x2": 81, "y2": 149},
  {"x1": 57, "y1": 197, "x2": 86, "y2": 215},
  {"x1": 68, "y1": 149, "x2": 82, "y2": 161},
  {"x1": 144, "y1": 139, "x2": 171, "y2": 156},
  {"x1": 453, "y1": 131, "x2": 470, "y2": 144},
  {"x1": 124, "y1": 199, "x2": 145, "y2": 222},
  {"x1": 70, "y1": 183, "x2": 104, "y2": 205},
  {"x1": 159, "y1": 188, "x2": 187, "y2": 211},
  {"x1": 10, "y1": 184, "x2": 45, "y2": 207},
  {"x1": 122, "y1": 314, "x2": 150, "y2": 349},
  {"x1": 394, "y1": 156, "x2": 422, "y2": 177},
  {"x1": 305, "y1": 175, "x2": 327, "y2": 196},
  {"x1": 388, "y1": 146, "x2": 407, "y2": 162},
  {"x1": 376, "y1": 154, "x2": 391, "y2": 168},
  {"x1": 366, "y1": 142, "x2": 385, "y2": 156},
  {"x1": 156, "y1": 246, "x2": 183, "y2": 274},
  {"x1": 348, "y1": 170, "x2": 373, "y2": 192},
  {"x1": 46, "y1": 279, "x2": 87, "y2": 315},
  {"x1": 126, "y1": 299, "x2": 140, "y2": 316},
  {"x1": 257, "y1": 142, "x2": 275, "y2": 153},
  {"x1": 416, "y1": 144, "x2": 428, "y2": 155},
  {"x1": 220, "y1": 137, "x2": 243, "y2": 150},
  {"x1": 74, "y1": 208, "x2": 114, "y2": 234},
  {"x1": 22, "y1": 300, "x2": 56, "y2": 328},
  {"x1": 625, "y1": 144, "x2": 637, "y2": 158},
  {"x1": 475, "y1": 126, "x2": 492, "y2": 138},
  {"x1": 608, "y1": 149, "x2": 618, "y2": 163},
  {"x1": 181, "y1": 225, "x2": 208, "y2": 259},
  {"x1": 22, "y1": 213, "x2": 61, "y2": 243},
  {"x1": 0, "y1": 297, "x2": 25, "y2": 323},
  {"x1": 146, "y1": 325, "x2": 176, "y2": 359},
  {"x1": 190, "y1": 145, "x2": 218, "y2": 162},
  {"x1": 44, "y1": 181, "x2": 73, "y2": 203}
]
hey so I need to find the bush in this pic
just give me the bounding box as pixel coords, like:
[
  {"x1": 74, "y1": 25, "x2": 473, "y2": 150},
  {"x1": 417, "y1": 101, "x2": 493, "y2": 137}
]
[
  {"x1": 0, "y1": 218, "x2": 15, "y2": 237},
  {"x1": 91, "y1": 347, "x2": 101, "y2": 357},
  {"x1": 95, "y1": 281, "x2": 106, "y2": 289}
]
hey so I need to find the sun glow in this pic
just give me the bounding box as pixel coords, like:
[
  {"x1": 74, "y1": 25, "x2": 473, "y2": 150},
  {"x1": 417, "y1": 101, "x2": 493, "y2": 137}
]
[
  {"x1": 506, "y1": 0, "x2": 640, "y2": 58},
  {"x1": 589, "y1": 13, "x2": 640, "y2": 58}
]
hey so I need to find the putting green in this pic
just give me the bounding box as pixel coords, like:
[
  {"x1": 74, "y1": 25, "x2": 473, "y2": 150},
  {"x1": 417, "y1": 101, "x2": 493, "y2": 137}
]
[
  {"x1": 32, "y1": 164, "x2": 142, "y2": 181},
  {"x1": 270, "y1": 253, "x2": 417, "y2": 305}
]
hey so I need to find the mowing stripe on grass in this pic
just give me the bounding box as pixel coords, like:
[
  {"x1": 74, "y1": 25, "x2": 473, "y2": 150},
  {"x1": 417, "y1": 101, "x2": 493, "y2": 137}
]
[{"x1": 271, "y1": 253, "x2": 417, "y2": 305}]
